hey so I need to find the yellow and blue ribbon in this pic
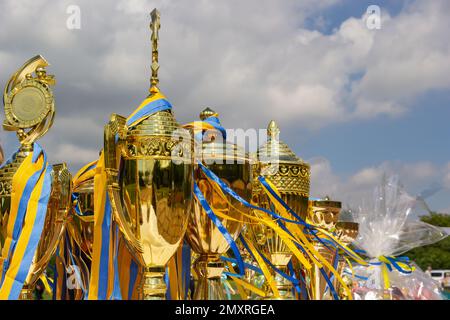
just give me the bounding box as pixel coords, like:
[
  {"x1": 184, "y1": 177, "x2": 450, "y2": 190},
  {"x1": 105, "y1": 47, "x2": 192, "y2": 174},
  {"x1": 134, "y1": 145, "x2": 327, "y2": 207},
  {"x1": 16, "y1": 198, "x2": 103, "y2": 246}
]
[
  {"x1": 193, "y1": 181, "x2": 245, "y2": 277},
  {"x1": 126, "y1": 89, "x2": 172, "y2": 128},
  {"x1": 0, "y1": 143, "x2": 52, "y2": 300}
]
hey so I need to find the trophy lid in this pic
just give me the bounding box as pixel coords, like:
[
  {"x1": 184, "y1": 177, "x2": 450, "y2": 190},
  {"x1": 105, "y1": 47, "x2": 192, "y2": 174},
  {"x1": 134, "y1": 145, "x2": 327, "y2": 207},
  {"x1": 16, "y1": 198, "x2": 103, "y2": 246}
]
[
  {"x1": 198, "y1": 107, "x2": 247, "y2": 162},
  {"x1": 126, "y1": 9, "x2": 179, "y2": 138},
  {"x1": 199, "y1": 107, "x2": 216, "y2": 120},
  {"x1": 257, "y1": 120, "x2": 309, "y2": 166}
]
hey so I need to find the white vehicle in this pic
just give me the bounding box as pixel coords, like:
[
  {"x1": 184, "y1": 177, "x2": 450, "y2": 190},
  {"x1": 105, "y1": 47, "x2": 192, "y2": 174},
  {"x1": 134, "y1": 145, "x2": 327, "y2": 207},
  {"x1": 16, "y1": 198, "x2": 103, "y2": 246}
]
[{"x1": 430, "y1": 270, "x2": 450, "y2": 288}]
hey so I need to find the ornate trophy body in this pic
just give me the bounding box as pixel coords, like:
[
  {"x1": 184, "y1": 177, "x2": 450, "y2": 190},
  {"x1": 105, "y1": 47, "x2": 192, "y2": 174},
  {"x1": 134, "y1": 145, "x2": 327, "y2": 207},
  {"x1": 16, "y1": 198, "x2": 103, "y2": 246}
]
[
  {"x1": 0, "y1": 56, "x2": 71, "y2": 299},
  {"x1": 335, "y1": 221, "x2": 359, "y2": 299},
  {"x1": 185, "y1": 108, "x2": 252, "y2": 300},
  {"x1": 307, "y1": 198, "x2": 341, "y2": 300},
  {"x1": 250, "y1": 120, "x2": 310, "y2": 299},
  {"x1": 104, "y1": 9, "x2": 193, "y2": 300}
]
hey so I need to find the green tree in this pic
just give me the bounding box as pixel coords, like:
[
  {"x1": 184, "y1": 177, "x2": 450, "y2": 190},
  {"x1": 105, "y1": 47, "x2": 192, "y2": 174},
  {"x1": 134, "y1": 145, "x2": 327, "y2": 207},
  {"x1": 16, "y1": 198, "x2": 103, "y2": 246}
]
[{"x1": 405, "y1": 213, "x2": 450, "y2": 270}]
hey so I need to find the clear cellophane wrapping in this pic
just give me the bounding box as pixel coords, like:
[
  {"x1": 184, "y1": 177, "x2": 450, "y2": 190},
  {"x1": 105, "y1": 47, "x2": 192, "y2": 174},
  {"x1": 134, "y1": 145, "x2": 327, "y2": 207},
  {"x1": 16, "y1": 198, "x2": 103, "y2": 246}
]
[{"x1": 348, "y1": 176, "x2": 447, "y2": 300}]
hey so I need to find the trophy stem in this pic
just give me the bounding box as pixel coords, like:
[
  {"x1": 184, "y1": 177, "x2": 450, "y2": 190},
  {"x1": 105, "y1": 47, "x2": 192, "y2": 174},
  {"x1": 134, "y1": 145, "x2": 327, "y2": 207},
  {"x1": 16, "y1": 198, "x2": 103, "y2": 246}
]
[
  {"x1": 262, "y1": 265, "x2": 294, "y2": 300},
  {"x1": 193, "y1": 254, "x2": 226, "y2": 300},
  {"x1": 313, "y1": 244, "x2": 337, "y2": 300},
  {"x1": 138, "y1": 266, "x2": 166, "y2": 300},
  {"x1": 19, "y1": 285, "x2": 34, "y2": 300}
]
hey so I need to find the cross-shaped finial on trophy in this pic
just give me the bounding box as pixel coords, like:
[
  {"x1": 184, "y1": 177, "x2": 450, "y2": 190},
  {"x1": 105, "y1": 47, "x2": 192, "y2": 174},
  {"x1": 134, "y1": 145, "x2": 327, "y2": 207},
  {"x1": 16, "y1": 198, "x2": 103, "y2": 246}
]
[{"x1": 150, "y1": 8, "x2": 161, "y2": 93}]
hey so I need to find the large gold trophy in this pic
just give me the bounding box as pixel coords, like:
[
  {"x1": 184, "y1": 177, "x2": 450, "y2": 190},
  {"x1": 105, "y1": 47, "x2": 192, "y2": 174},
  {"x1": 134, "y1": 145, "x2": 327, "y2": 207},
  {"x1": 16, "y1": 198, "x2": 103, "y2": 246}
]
[
  {"x1": 250, "y1": 120, "x2": 310, "y2": 299},
  {"x1": 103, "y1": 9, "x2": 193, "y2": 300},
  {"x1": 307, "y1": 198, "x2": 341, "y2": 300},
  {"x1": 185, "y1": 107, "x2": 252, "y2": 300},
  {"x1": 0, "y1": 56, "x2": 72, "y2": 299}
]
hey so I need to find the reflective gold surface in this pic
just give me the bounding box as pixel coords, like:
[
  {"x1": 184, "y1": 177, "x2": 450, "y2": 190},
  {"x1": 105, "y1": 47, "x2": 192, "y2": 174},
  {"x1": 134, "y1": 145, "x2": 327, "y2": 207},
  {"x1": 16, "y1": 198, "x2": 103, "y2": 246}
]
[
  {"x1": 0, "y1": 153, "x2": 71, "y2": 299},
  {"x1": 3, "y1": 55, "x2": 55, "y2": 146},
  {"x1": 104, "y1": 10, "x2": 194, "y2": 300},
  {"x1": 335, "y1": 221, "x2": 359, "y2": 299},
  {"x1": 0, "y1": 57, "x2": 70, "y2": 299},
  {"x1": 67, "y1": 178, "x2": 95, "y2": 259},
  {"x1": 250, "y1": 120, "x2": 310, "y2": 300},
  {"x1": 308, "y1": 198, "x2": 342, "y2": 300},
  {"x1": 26, "y1": 163, "x2": 72, "y2": 286},
  {"x1": 186, "y1": 108, "x2": 252, "y2": 300},
  {"x1": 105, "y1": 109, "x2": 193, "y2": 300},
  {"x1": 308, "y1": 198, "x2": 341, "y2": 230}
]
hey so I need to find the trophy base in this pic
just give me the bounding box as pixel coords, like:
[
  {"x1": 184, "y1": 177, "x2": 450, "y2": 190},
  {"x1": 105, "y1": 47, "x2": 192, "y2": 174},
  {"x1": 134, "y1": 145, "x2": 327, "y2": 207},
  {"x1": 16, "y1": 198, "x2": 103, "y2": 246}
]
[
  {"x1": 138, "y1": 266, "x2": 166, "y2": 300},
  {"x1": 262, "y1": 269, "x2": 294, "y2": 300},
  {"x1": 193, "y1": 254, "x2": 226, "y2": 300},
  {"x1": 312, "y1": 245, "x2": 337, "y2": 300},
  {"x1": 19, "y1": 286, "x2": 34, "y2": 300}
]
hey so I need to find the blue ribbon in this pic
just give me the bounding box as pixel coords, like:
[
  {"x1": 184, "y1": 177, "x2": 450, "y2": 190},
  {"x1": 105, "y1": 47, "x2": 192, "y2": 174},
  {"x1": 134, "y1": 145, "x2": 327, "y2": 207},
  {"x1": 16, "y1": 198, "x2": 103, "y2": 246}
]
[
  {"x1": 239, "y1": 235, "x2": 300, "y2": 286},
  {"x1": 96, "y1": 192, "x2": 113, "y2": 299},
  {"x1": 126, "y1": 98, "x2": 172, "y2": 127},
  {"x1": 221, "y1": 256, "x2": 263, "y2": 274},
  {"x1": 109, "y1": 226, "x2": 122, "y2": 300},
  {"x1": 128, "y1": 258, "x2": 139, "y2": 300},
  {"x1": 7, "y1": 162, "x2": 52, "y2": 299},
  {"x1": 65, "y1": 232, "x2": 87, "y2": 299},
  {"x1": 193, "y1": 182, "x2": 245, "y2": 277},
  {"x1": 203, "y1": 116, "x2": 227, "y2": 140},
  {"x1": 181, "y1": 243, "x2": 191, "y2": 299},
  {"x1": 1, "y1": 143, "x2": 47, "y2": 283},
  {"x1": 370, "y1": 256, "x2": 413, "y2": 274}
]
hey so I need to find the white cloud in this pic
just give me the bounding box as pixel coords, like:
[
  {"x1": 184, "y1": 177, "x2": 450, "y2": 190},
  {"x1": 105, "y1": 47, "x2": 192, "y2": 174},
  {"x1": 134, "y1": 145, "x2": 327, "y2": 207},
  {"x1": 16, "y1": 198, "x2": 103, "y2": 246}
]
[
  {"x1": 0, "y1": 0, "x2": 449, "y2": 174},
  {"x1": 310, "y1": 157, "x2": 450, "y2": 214}
]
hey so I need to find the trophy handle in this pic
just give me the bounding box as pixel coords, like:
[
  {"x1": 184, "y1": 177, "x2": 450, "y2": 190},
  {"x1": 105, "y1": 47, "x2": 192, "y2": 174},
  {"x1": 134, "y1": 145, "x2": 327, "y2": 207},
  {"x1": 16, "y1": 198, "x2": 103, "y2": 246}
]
[
  {"x1": 104, "y1": 114, "x2": 143, "y2": 255},
  {"x1": 28, "y1": 163, "x2": 72, "y2": 284}
]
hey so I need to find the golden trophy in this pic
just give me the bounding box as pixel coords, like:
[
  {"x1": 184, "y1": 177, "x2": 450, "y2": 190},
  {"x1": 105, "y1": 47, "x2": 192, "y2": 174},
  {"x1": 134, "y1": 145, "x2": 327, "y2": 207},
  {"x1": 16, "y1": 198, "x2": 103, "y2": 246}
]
[
  {"x1": 64, "y1": 172, "x2": 95, "y2": 298},
  {"x1": 103, "y1": 9, "x2": 193, "y2": 300},
  {"x1": 250, "y1": 120, "x2": 310, "y2": 299},
  {"x1": 185, "y1": 107, "x2": 252, "y2": 300},
  {"x1": 308, "y1": 197, "x2": 341, "y2": 300},
  {"x1": 0, "y1": 55, "x2": 72, "y2": 299},
  {"x1": 335, "y1": 221, "x2": 359, "y2": 299},
  {"x1": 67, "y1": 177, "x2": 94, "y2": 260}
]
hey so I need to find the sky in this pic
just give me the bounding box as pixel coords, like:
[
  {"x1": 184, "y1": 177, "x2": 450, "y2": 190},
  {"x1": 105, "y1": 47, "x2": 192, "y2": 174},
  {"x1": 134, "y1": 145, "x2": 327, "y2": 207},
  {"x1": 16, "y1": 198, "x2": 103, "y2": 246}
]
[{"x1": 0, "y1": 0, "x2": 449, "y2": 214}]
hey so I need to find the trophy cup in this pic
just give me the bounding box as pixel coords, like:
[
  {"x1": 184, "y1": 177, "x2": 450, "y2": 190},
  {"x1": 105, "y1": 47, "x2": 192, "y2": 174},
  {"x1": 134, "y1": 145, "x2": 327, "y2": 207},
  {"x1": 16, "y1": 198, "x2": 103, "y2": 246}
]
[
  {"x1": 250, "y1": 120, "x2": 310, "y2": 299},
  {"x1": 308, "y1": 197, "x2": 342, "y2": 300},
  {"x1": 0, "y1": 56, "x2": 72, "y2": 299},
  {"x1": 67, "y1": 177, "x2": 94, "y2": 259},
  {"x1": 103, "y1": 9, "x2": 193, "y2": 300},
  {"x1": 185, "y1": 107, "x2": 252, "y2": 300},
  {"x1": 64, "y1": 172, "x2": 95, "y2": 297},
  {"x1": 335, "y1": 221, "x2": 359, "y2": 299}
]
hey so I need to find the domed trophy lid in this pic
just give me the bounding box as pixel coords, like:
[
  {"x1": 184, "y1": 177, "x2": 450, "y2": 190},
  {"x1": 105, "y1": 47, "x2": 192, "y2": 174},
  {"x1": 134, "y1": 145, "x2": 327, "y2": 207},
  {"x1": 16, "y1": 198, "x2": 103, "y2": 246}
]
[
  {"x1": 198, "y1": 107, "x2": 247, "y2": 163},
  {"x1": 257, "y1": 120, "x2": 309, "y2": 166}
]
